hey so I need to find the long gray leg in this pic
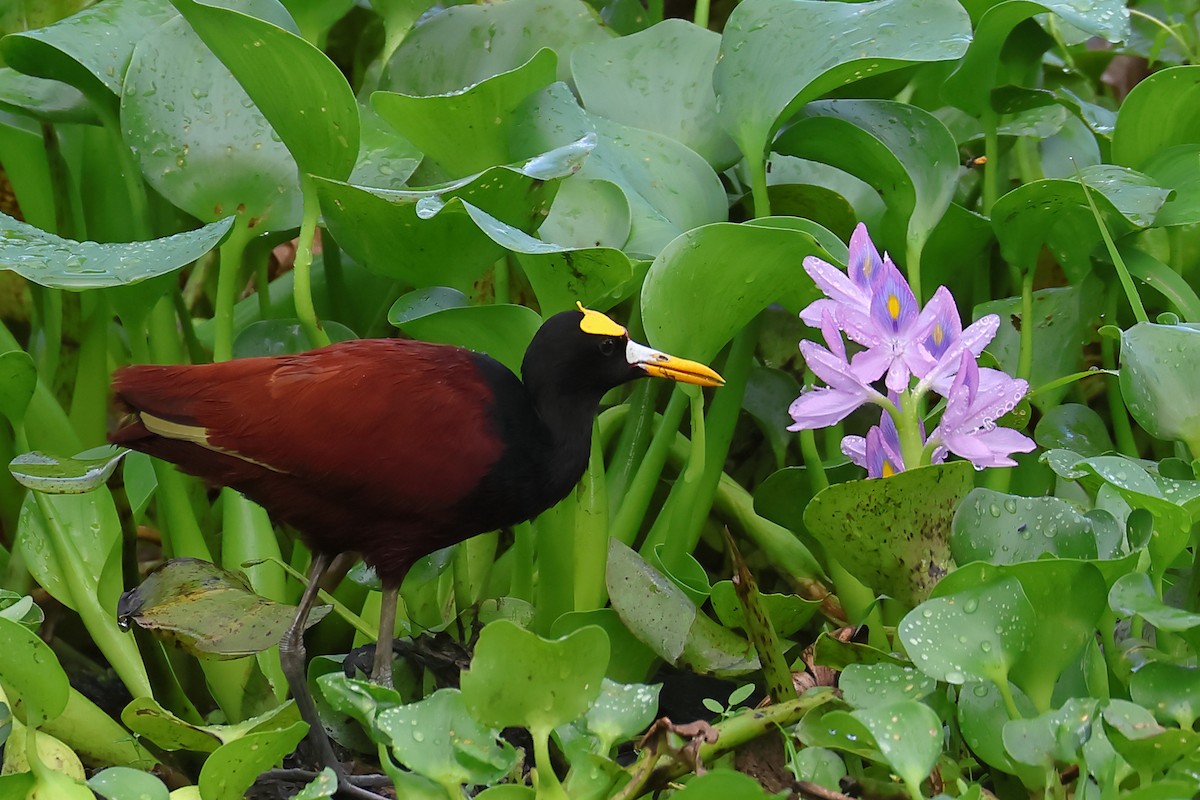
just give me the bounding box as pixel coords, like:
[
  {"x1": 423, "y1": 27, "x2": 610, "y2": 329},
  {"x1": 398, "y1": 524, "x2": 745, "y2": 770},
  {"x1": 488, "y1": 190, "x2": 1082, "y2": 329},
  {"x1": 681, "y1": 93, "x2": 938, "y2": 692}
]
[
  {"x1": 280, "y1": 552, "x2": 384, "y2": 799},
  {"x1": 370, "y1": 581, "x2": 399, "y2": 688}
]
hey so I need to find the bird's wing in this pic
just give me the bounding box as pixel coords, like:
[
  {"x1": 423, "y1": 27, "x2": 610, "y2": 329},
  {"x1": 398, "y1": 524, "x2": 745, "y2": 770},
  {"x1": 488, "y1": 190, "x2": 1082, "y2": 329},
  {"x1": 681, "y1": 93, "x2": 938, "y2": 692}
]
[{"x1": 112, "y1": 339, "x2": 507, "y2": 512}]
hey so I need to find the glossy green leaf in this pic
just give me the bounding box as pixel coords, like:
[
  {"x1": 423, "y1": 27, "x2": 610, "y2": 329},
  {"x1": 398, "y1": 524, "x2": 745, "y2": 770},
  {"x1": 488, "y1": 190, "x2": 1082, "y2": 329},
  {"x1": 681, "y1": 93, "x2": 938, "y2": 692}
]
[
  {"x1": 854, "y1": 700, "x2": 943, "y2": 794},
  {"x1": 571, "y1": 19, "x2": 737, "y2": 168},
  {"x1": 511, "y1": 83, "x2": 725, "y2": 255},
  {"x1": 87, "y1": 768, "x2": 169, "y2": 800},
  {"x1": 231, "y1": 319, "x2": 357, "y2": 358},
  {"x1": 383, "y1": 0, "x2": 610, "y2": 93},
  {"x1": 900, "y1": 576, "x2": 1035, "y2": 686},
  {"x1": 774, "y1": 99, "x2": 960, "y2": 275},
  {"x1": 804, "y1": 461, "x2": 974, "y2": 607},
  {"x1": 0, "y1": 212, "x2": 233, "y2": 289},
  {"x1": 1103, "y1": 700, "x2": 1200, "y2": 774},
  {"x1": 790, "y1": 747, "x2": 846, "y2": 790},
  {"x1": 1033, "y1": 404, "x2": 1114, "y2": 457},
  {"x1": 290, "y1": 768, "x2": 337, "y2": 800},
  {"x1": 122, "y1": 16, "x2": 302, "y2": 229},
  {"x1": 0, "y1": 67, "x2": 93, "y2": 123},
  {"x1": 388, "y1": 288, "x2": 541, "y2": 374},
  {"x1": 840, "y1": 663, "x2": 937, "y2": 709},
  {"x1": 580, "y1": 678, "x2": 660, "y2": 753},
  {"x1": 316, "y1": 673, "x2": 404, "y2": 737},
  {"x1": 458, "y1": 202, "x2": 642, "y2": 314},
  {"x1": 709, "y1": 580, "x2": 820, "y2": 638},
  {"x1": 676, "y1": 609, "x2": 759, "y2": 678},
  {"x1": 973, "y1": 283, "x2": 1096, "y2": 410},
  {"x1": 1002, "y1": 697, "x2": 1096, "y2": 769},
  {"x1": 0, "y1": 592, "x2": 44, "y2": 629},
  {"x1": 315, "y1": 140, "x2": 586, "y2": 291},
  {"x1": 548, "y1": 609, "x2": 657, "y2": 684},
  {"x1": 752, "y1": 462, "x2": 861, "y2": 535},
  {"x1": 0, "y1": 350, "x2": 35, "y2": 425},
  {"x1": 197, "y1": 721, "x2": 308, "y2": 800},
  {"x1": 640, "y1": 219, "x2": 837, "y2": 363},
  {"x1": 0, "y1": 616, "x2": 70, "y2": 727},
  {"x1": 668, "y1": 770, "x2": 776, "y2": 800},
  {"x1": 957, "y1": 680, "x2": 1039, "y2": 777},
  {"x1": 460, "y1": 619, "x2": 609, "y2": 732},
  {"x1": 1112, "y1": 65, "x2": 1200, "y2": 170},
  {"x1": 945, "y1": 0, "x2": 1127, "y2": 116},
  {"x1": 1138, "y1": 145, "x2": 1200, "y2": 227},
  {"x1": 1109, "y1": 572, "x2": 1200, "y2": 643},
  {"x1": 0, "y1": 0, "x2": 178, "y2": 97},
  {"x1": 605, "y1": 539, "x2": 694, "y2": 663},
  {"x1": 9, "y1": 446, "x2": 126, "y2": 494},
  {"x1": 1119, "y1": 244, "x2": 1200, "y2": 322},
  {"x1": 121, "y1": 695, "x2": 301, "y2": 753},
  {"x1": 714, "y1": 0, "x2": 970, "y2": 164},
  {"x1": 812, "y1": 630, "x2": 908, "y2": 670},
  {"x1": 1130, "y1": 662, "x2": 1200, "y2": 729},
  {"x1": 170, "y1": 0, "x2": 359, "y2": 179},
  {"x1": 797, "y1": 708, "x2": 882, "y2": 761},
  {"x1": 377, "y1": 688, "x2": 517, "y2": 788},
  {"x1": 116, "y1": 557, "x2": 331, "y2": 659},
  {"x1": 350, "y1": 105, "x2": 422, "y2": 190},
  {"x1": 951, "y1": 488, "x2": 1100, "y2": 563},
  {"x1": 991, "y1": 166, "x2": 1171, "y2": 280},
  {"x1": 373, "y1": 49, "x2": 557, "y2": 178},
  {"x1": 1119, "y1": 322, "x2": 1200, "y2": 450}
]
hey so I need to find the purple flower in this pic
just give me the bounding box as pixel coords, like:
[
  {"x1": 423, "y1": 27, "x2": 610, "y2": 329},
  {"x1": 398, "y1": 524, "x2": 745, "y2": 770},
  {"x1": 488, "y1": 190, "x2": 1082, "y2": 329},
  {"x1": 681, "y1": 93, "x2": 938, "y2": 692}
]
[
  {"x1": 842, "y1": 410, "x2": 906, "y2": 478},
  {"x1": 927, "y1": 353, "x2": 1036, "y2": 469},
  {"x1": 845, "y1": 257, "x2": 940, "y2": 392},
  {"x1": 799, "y1": 223, "x2": 883, "y2": 331},
  {"x1": 914, "y1": 312, "x2": 1000, "y2": 397},
  {"x1": 788, "y1": 312, "x2": 888, "y2": 431}
]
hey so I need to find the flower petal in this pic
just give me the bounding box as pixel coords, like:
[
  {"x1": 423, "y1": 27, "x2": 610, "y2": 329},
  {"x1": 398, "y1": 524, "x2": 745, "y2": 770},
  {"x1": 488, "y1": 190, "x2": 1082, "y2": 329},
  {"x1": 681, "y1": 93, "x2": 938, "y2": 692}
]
[
  {"x1": 848, "y1": 223, "x2": 885, "y2": 290},
  {"x1": 788, "y1": 387, "x2": 867, "y2": 430}
]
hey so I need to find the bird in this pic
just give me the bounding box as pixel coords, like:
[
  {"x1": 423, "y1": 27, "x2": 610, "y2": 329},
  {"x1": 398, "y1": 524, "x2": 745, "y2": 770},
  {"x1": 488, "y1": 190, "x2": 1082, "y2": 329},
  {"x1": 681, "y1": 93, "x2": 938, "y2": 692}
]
[{"x1": 110, "y1": 303, "x2": 723, "y2": 795}]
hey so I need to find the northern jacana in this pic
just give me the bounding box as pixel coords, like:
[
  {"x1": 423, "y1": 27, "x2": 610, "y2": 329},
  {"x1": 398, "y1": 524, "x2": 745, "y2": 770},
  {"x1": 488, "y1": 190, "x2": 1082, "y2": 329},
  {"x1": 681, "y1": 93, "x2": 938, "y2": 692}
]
[{"x1": 111, "y1": 304, "x2": 722, "y2": 794}]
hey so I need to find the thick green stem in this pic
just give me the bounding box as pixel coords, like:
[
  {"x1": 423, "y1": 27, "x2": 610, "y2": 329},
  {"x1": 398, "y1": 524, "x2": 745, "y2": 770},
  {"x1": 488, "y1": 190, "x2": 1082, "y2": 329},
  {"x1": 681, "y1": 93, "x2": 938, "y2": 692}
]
[
  {"x1": 1017, "y1": 267, "x2": 1035, "y2": 381},
  {"x1": 606, "y1": 380, "x2": 659, "y2": 519},
  {"x1": 905, "y1": 238, "x2": 923, "y2": 304},
  {"x1": 749, "y1": 155, "x2": 772, "y2": 219},
  {"x1": 212, "y1": 215, "x2": 255, "y2": 363},
  {"x1": 94, "y1": 100, "x2": 151, "y2": 241},
  {"x1": 532, "y1": 725, "x2": 570, "y2": 800},
  {"x1": 509, "y1": 521, "x2": 535, "y2": 602},
  {"x1": 533, "y1": 498, "x2": 575, "y2": 633},
  {"x1": 1103, "y1": 289, "x2": 1138, "y2": 457},
  {"x1": 798, "y1": 429, "x2": 828, "y2": 495},
  {"x1": 574, "y1": 427, "x2": 610, "y2": 611},
  {"x1": 692, "y1": 0, "x2": 710, "y2": 28},
  {"x1": 68, "y1": 292, "x2": 110, "y2": 447},
  {"x1": 981, "y1": 112, "x2": 1000, "y2": 217},
  {"x1": 896, "y1": 391, "x2": 926, "y2": 469},
  {"x1": 293, "y1": 177, "x2": 330, "y2": 349},
  {"x1": 610, "y1": 390, "x2": 687, "y2": 546}
]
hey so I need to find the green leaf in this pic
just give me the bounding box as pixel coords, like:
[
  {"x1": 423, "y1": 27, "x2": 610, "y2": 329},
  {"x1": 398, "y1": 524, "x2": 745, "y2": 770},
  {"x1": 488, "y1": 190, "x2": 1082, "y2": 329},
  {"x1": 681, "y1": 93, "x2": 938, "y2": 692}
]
[
  {"x1": 714, "y1": 0, "x2": 970, "y2": 164},
  {"x1": 117, "y1": 557, "x2": 331, "y2": 659},
  {"x1": 1138, "y1": 145, "x2": 1200, "y2": 227},
  {"x1": 169, "y1": 0, "x2": 359, "y2": 179},
  {"x1": 991, "y1": 166, "x2": 1171, "y2": 280},
  {"x1": 951, "y1": 488, "x2": 1100, "y2": 563},
  {"x1": 316, "y1": 673, "x2": 404, "y2": 738},
  {"x1": 773, "y1": 99, "x2": 960, "y2": 274},
  {"x1": 900, "y1": 576, "x2": 1035, "y2": 686},
  {"x1": 460, "y1": 619, "x2": 610, "y2": 732},
  {"x1": 197, "y1": 721, "x2": 308, "y2": 800},
  {"x1": 1109, "y1": 572, "x2": 1200, "y2": 647},
  {"x1": 0, "y1": 616, "x2": 70, "y2": 727},
  {"x1": 668, "y1": 770, "x2": 776, "y2": 799},
  {"x1": 377, "y1": 688, "x2": 517, "y2": 788},
  {"x1": 753, "y1": 462, "x2": 861, "y2": 536},
  {"x1": 9, "y1": 446, "x2": 127, "y2": 494},
  {"x1": 548, "y1": 609, "x2": 658, "y2": 684},
  {"x1": 1130, "y1": 662, "x2": 1200, "y2": 729},
  {"x1": 957, "y1": 680, "x2": 1039, "y2": 776},
  {"x1": 1120, "y1": 244, "x2": 1200, "y2": 322},
  {"x1": 1103, "y1": 700, "x2": 1200, "y2": 775},
  {"x1": 945, "y1": 0, "x2": 1127, "y2": 116},
  {"x1": 0, "y1": 212, "x2": 233, "y2": 290},
  {"x1": 459, "y1": 203, "x2": 642, "y2": 314},
  {"x1": 1, "y1": 0, "x2": 178, "y2": 97},
  {"x1": 314, "y1": 141, "x2": 585, "y2": 291},
  {"x1": 1112, "y1": 65, "x2": 1200, "y2": 170},
  {"x1": 1033, "y1": 404, "x2": 1114, "y2": 457},
  {"x1": 290, "y1": 767, "x2": 337, "y2": 800},
  {"x1": 87, "y1": 767, "x2": 169, "y2": 800},
  {"x1": 121, "y1": 16, "x2": 302, "y2": 229},
  {"x1": 16, "y1": 489, "x2": 122, "y2": 614},
  {"x1": 676, "y1": 610, "x2": 760, "y2": 678},
  {"x1": 1119, "y1": 322, "x2": 1200, "y2": 450},
  {"x1": 605, "y1": 539, "x2": 695, "y2": 663},
  {"x1": 231, "y1": 319, "x2": 357, "y2": 358},
  {"x1": 803, "y1": 461, "x2": 975, "y2": 607},
  {"x1": 373, "y1": 49, "x2": 557, "y2": 177},
  {"x1": 1002, "y1": 697, "x2": 1096, "y2": 769},
  {"x1": 382, "y1": 0, "x2": 610, "y2": 93},
  {"x1": 512, "y1": 83, "x2": 725, "y2": 255},
  {"x1": 0, "y1": 350, "x2": 36, "y2": 425},
  {"x1": 571, "y1": 19, "x2": 738, "y2": 168},
  {"x1": 0, "y1": 67, "x2": 94, "y2": 124},
  {"x1": 709, "y1": 580, "x2": 820, "y2": 638},
  {"x1": 853, "y1": 700, "x2": 943, "y2": 793},
  {"x1": 640, "y1": 219, "x2": 838, "y2": 363},
  {"x1": 840, "y1": 664, "x2": 937, "y2": 709},
  {"x1": 973, "y1": 282, "x2": 1097, "y2": 411},
  {"x1": 120, "y1": 695, "x2": 302, "y2": 753},
  {"x1": 579, "y1": 678, "x2": 660, "y2": 753},
  {"x1": 797, "y1": 708, "x2": 882, "y2": 760},
  {"x1": 387, "y1": 288, "x2": 541, "y2": 375}
]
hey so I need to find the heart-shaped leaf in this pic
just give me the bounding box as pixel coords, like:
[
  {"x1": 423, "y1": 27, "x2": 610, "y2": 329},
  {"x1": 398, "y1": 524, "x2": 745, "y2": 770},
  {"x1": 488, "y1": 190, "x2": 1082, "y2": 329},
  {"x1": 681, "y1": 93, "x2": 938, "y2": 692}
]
[
  {"x1": 1119, "y1": 322, "x2": 1200, "y2": 451},
  {"x1": 1033, "y1": 404, "x2": 1114, "y2": 457},
  {"x1": 951, "y1": 488, "x2": 1100, "y2": 564},
  {"x1": 1130, "y1": 662, "x2": 1200, "y2": 729},
  {"x1": 1112, "y1": 65, "x2": 1200, "y2": 170},
  {"x1": 0, "y1": 616, "x2": 70, "y2": 727},
  {"x1": 853, "y1": 700, "x2": 943, "y2": 795},
  {"x1": 197, "y1": 721, "x2": 308, "y2": 800}
]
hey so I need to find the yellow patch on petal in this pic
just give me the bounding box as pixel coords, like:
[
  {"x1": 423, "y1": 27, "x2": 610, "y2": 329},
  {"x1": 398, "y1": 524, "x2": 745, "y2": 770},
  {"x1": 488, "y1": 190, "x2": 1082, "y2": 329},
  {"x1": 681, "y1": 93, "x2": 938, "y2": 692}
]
[
  {"x1": 576, "y1": 302, "x2": 627, "y2": 337},
  {"x1": 933, "y1": 323, "x2": 944, "y2": 346},
  {"x1": 882, "y1": 460, "x2": 896, "y2": 478},
  {"x1": 887, "y1": 294, "x2": 901, "y2": 320}
]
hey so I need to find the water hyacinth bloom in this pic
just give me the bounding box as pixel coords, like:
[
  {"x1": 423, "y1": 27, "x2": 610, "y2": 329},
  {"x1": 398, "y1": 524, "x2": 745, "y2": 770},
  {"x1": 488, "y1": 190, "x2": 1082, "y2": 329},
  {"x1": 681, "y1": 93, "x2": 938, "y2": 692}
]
[
  {"x1": 926, "y1": 353, "x2": 1036, "y2": 469},
  {"x1": 788, "y1": 223, "x2": 1036, "y2": 474}
]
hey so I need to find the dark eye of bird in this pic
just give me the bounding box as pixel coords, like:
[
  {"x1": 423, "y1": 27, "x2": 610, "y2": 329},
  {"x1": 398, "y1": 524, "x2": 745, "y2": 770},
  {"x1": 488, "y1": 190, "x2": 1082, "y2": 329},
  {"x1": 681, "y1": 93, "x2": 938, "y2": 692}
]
[{"x1": 598, "y1": 338, "x2": 616, "y2": 356}]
